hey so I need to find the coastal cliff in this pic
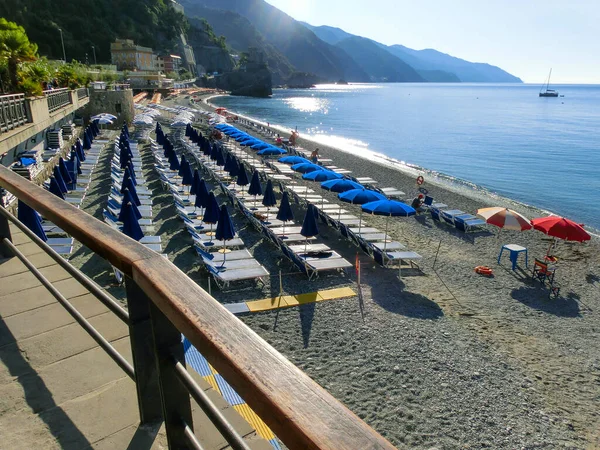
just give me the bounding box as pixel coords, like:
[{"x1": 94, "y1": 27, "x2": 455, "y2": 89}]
[{"x1": 217, "y1": 67, "x2": 272, "y2": 98}]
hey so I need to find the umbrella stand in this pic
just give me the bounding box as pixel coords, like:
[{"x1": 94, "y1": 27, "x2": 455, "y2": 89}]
[{"x1": 281, "y1": 221, "x2": 286, "y2": 239}]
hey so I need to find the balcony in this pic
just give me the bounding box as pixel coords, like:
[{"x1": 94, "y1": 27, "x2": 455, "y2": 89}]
[{"x1": 0, "y1": 88, "x2": 90, "y2": 160}]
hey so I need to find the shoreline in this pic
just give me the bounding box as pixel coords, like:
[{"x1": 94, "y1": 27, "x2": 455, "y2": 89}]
[{"x1": 205, "y1": 94, "x2": 599, "y2": 237}]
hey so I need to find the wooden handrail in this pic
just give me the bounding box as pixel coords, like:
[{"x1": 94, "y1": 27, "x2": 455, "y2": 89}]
[{"x1": 0, "y1": 164, "x2": 396, "y2": 450}]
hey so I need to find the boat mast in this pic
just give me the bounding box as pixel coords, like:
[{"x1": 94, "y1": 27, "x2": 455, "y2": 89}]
[{"x1": 547, "y1": 68, "x2": 552, "y2": 91}]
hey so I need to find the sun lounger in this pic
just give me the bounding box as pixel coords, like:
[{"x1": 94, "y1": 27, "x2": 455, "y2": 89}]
[
  {"x1": 385, "y1": 251, "x2": 423, "y2": 276},
  {"x1": 192, "y1": 235, "x2": 244, "y2": 249},
  {"x1": 371, "y1": 241, "x2": 406, "y2": 252},
  {"x1": 207, "y1": 264, "x2": 268, "y2": 289},
  {"x1": 194, "y1": 245, "x2": 254, "y2": 262}
]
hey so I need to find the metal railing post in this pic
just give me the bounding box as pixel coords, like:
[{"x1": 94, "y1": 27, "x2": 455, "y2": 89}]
[
  {"x1": 0, "y1": 207, "x2": 12, "y2": 257},
  {"x1": 124, "y1": 277, "x2": 163, "y2": 424},
  {"x1": 149, "y1": 300, "x2": 194, "y2": 448}
]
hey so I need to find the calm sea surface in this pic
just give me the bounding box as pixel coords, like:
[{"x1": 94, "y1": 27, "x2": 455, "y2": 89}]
[{"x1": 212, "y1": 83, "x2": 600, "y2": 230}]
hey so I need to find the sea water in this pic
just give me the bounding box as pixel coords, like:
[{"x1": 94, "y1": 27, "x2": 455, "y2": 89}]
[{"x1": 212, "y1": 83, "x2": 600, "y2": 230}]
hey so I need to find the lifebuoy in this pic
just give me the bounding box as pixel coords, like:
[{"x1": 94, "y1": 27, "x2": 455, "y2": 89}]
[
  {"x1": 416, "y1": 175, "x2": 424, "y2": 185},
  {"x1": 475, "y1": 266, "x2": 493, "y2": 276}
]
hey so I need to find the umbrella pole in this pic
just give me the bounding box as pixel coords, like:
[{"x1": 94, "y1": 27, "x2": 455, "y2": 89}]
[
  {"x1": 546, "y1": 238, "x2": 555, "y2": 257},
  {"x1": 358, "y1": 209, "x2": 363, "y2": 234},
  {"x1": 282, "y1": 221, "x2": 285, "y2": 238},
  {"x1": 222, "y1": 240, "x2": 226, "y2": 266},
  {"x1": 304, "y1": 238, "x2": 308, "y2": 255},
  {"x1": 209, "y1": 224, "x2": 213, "y2": 242},
  {"x1": 383, "y1": 216, "x2": 389, "y2": 253}
]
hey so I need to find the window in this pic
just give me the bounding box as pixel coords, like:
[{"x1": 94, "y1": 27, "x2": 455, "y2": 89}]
[{"x1": 115, "y1": 103, "x2": 122, "y2": 113}]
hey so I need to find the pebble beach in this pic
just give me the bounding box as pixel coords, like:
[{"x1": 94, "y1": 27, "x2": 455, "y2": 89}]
[{"x1": 71, "y1": 93, "x2": 600, "y2": 449}]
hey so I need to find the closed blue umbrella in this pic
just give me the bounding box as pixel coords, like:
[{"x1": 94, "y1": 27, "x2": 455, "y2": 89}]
[
  {"x1": 58, "y1": 157, "x2": 73, "y2": 186},
  {"x1": 48, "y1": 177, "x2": 65, "y2": 200},
  {"x1": 121, "y1": 202, "x2": 144, "y2": 242},
  {"x1": 169, "y1": 154, "x2": 180, "y2": 171},
  {"x1": 119, "y1": 145, "x2": 131, "y2": 169},
  {"x1": 179, "y1": 155, "x2": 188, "y2": 177},
  {"x1": 276, "y1": 191, "x2": 294, "y2": 238},
  {"x1": 83, "y1": 130, "x2": 92, "y2": 150},
  {"x1": 361, "y1": 199, "x2": 416, "y2": 252},
  {"x1": 339, "y1": 189, "x2": 387, "y2": 232},
  {"x1": 248, "y1": 170, "x2": 263, "y2": 209},
  {"x1": 118, "y1": 189, "x2": 142, "y2": 222},
  {"x1": 321, "y1": 179, "x2": 363, "y2": 193},
  {"x1": 123, "y1": 166, "x2": 136, "y2": 188},
  {"x1": 122, "y1": 179, "x2": 141, "y2": 206},
  {"x1": 236, "y1": 166, "x2": 249, "y2": 188},
  {"x1": 122, "y1": 123, "x2": 130, "y2": 139},
  {"x1": 257, "y1": 147, "x2": 287, "y2": 156},
  {"x1": 17, "y1": 201, "x2": 47, "y2": 241},
  {"x1": 262, "y1": 179, "x2": 277, "y2": 208},
  {"x1": 203, "y1": 192, "x2": 220, "y2": 244},
  {"x1": 70, "y1": 148, "x2": 82, "y2": 175},
  {"x1": 75, "y1": 139, "x2": 85, "y2": 162},
  {"x1": 181, "y1": 160, "x2": 194, "y2": 192},
  {"x1": 53, "y1": 166, "x2": 68, "y2": 194},
  {"x1": 227, "y1": 158, "x2": 239, "y2": 178},
  {"x1": 216, "y1": 149, "x2": 226, "y2": 168},
  {"x1": 127, "y1": 160, "x2": 137, "y2": 184},
  {"x1": 210, "y1": 144, "x2": 220, "y2": 161},
  {"x1": 302, "y1": 169, "x2": 343, "y2": 182},
  {"x1": 195, "y1": 179, "x2": 209, "y2": 222},
  {"x1": 291, "y1": 162, "x2": 322, "y2": 174},
  {"x1": 215, "y1": 205, "x2": 236, "y2": 262},
  {"x1": 279, "y1": 156, "x2": 310, "y2": 165},
  {"x1": 300, "y1": 204, "x2": 319, "y2": 254},
  {"x1": 191, "y1": 170, "x2": 201, "y2": 196}
]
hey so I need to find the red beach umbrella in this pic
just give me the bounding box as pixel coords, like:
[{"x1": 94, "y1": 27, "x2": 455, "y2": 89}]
[
  {"x1": 477, "y1": 207, "x2": 532, "y2": 231},
  {"x1": 530, "y1": 216, "x2": 591, "y2": 242}
]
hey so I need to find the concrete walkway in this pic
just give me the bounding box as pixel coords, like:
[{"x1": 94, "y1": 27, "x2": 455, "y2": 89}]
[{"x1": 0, "y1": 224, "x2": 271, "y2": 449}]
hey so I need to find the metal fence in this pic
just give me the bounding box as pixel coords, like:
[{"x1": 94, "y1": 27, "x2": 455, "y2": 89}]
[
  {"x1": 44, "y1": 88, "x2": 71, "y2": 113},
  {"x1": 76, "y1": 87, "x2": 89, "y2": 100},
  {"x1": 0, "y1": 93, "x2": 29, "y2": 134}
]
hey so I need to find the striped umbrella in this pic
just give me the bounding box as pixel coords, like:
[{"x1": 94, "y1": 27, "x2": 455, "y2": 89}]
[{"x1": 477, "y1": 207, "x2": 532, "y2": 231}]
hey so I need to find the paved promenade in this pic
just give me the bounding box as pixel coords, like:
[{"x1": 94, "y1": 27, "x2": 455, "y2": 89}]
[{"x1": 0, "y1": 223, "x2": 270, "y2": 449}]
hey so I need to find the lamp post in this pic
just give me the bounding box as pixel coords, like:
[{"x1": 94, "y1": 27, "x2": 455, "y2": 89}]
[
  {"x1": 58, "y1": 28, "x2": 66, "y2": 63},
  {"x1": 92, "y1": 45, "x2": 97, "y2": 65}
]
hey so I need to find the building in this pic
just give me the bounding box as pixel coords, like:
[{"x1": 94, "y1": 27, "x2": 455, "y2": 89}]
[
  {"x1": 158, "y1": 55, "x2": 182, "y2": 74},
  {"x1": 110, "y1": 39, "x2": 156, "y2": 71}
]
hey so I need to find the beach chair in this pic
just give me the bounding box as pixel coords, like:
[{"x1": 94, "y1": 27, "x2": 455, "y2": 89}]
[
  {"x1": 207, "y1": 262, "x2": 268, "y2": 289},
  {"x1": 532, "y1": 258, "x2": 560, "y2": 298},
  {"x1": 430, "y1": 208, "x2": 441, "y2": 222},
  {"x1": 454, "y1": 215, "x2": 486, "y2": 232},
  {"x1": 423, "y1": 195, "x2": 447, "y2": 209}
]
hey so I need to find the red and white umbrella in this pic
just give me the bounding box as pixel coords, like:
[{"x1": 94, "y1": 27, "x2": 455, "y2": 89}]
[{"x1": 477, "y1": 207, "x2": 532, "y2": 231}]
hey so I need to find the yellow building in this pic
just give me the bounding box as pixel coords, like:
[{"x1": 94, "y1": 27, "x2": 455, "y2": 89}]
[{"x1": 110, "y1": 39, "x2": 156, "y2": 71}]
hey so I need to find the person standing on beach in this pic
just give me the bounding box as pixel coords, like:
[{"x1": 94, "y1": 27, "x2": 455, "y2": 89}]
[{"x1": 311, "y1": 148, "x2": 320, "y2": 164}]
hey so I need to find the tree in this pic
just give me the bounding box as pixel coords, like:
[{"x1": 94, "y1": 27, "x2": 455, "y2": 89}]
[{"x1": 0, "y1": 18, "x2": 38, "y2": 91}]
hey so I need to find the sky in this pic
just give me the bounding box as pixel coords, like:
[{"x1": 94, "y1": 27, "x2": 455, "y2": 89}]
[{"x1": 265, "y1": 0, "x2": 600, "y2": 84}]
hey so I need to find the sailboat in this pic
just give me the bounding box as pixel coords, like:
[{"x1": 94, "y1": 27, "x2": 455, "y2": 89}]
[{"x1": 539, "y1": 69, "x2": 559, "y2": 97}]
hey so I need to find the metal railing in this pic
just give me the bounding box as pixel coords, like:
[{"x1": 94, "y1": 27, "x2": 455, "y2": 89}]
[
  {"x1": 0, "y1": 163, "x2": 395, "y2": 450},
  {"x1": 76, "y1": 87, "x2": 89, "y2": 100},
  {"x1": 44, "y1": 88, "x2": 72, "y2": 113},
  {"x1": 0, "y1": 93, "x2": 29, "y2": 134}
]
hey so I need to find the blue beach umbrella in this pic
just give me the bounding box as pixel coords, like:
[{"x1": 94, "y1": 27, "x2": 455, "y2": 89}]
[
  {"x1": 257, "y1": 147, "x2": 287, "y2": 156},
  {"x1": 227, "y1": 158, "x2": 239, "y2": 178},
  {"x1": 48, "y1": 177, "x2": 65, "y2": 200},
  {"x1": 122, "y1": 179, "x2": 141, "y2": 206},
  {"x1": 53, "y1": 167, "x2": 68, "y2": 194},
  {"x1": 203, "y1": 192, "x2": 220, "y2": 243},
  {"x1": 195, "y1": 179, "x2": 209, "y2": 219},
  {"x1": 248, "y1": 170, "x2": 263, "y2": 209},
  {"x1": 120, "y1": 146, "x2": 132, "y2": 169},
  {"x1": 123, "y1": 166, "x2": 136, "y2": 188},
  {"x1": 127, "y1": 160, "x2": 137, "y2": 184},
  {"x1": 300, "y1": 204, "x2": 319, "y2": 254},
  {"x1": 17, "y1": 201, "x2": 47, "y2": 241},
  {"x1": 321, "y1": 179, "x2": 363, "y2": 193},
  {"x1": 291, "y1": 162, "x2": 322, "y2": 174},
  {"x1": 215, "y1": 205, "x2": 236, "y2": 261},
  {"x1": 58, "y1": 157, "x2": 73, "y2": 186},
  {"x1": 179, "y1": 155, "x2": 188, "y2": 177},
  {"x1": 276, "y1": 191, "x2": 294, "y2": 238},
  {"x1": 70, "y1": 148, "x2": 82, "y2": 175},
  {"x1": 191, "y1": 170, "x2": 201, "y2": 196},
  {"x1": 121, "y1": 202, "x2": 144, "y2": 242},
  {"x1": 75, "y1": 139, "x2": 85, "y2": 162},
  {"x1": 262, "y1": 179, "x2": 277, "y2": 208},
  {"x1": 83, "y1": 132, "x2": 92, "y2": 150},
  {"x1": 361, "y1": 199, "x2": 416, "y2": 252},
  {"x1": 279, "y1": 156, "x2": 310, "y2": 165},
  {"x1": 216, "y1": 149, "x2": 226, "y2": 169},
  {"x1": 338, "y1": 189, "x2": 387, "y2": 232},
  {"x1": 169, "y1": 154, "x2": 180, "y2": 171},
  {"x1": 236, "y1": 166, "x2": 249, "y2": 188},
  {"x1": 250, "y1": 142, "x2": 270, "y2": 150},
  {"x1": 302, "y1": 169, "x2": 343, "y2": 182},
  {"x1": 181, "y1": 160, "x2": 194, "y2": 192},
  {"x1": 118, "y1": 189, "x2": 142, "y2": 222}
]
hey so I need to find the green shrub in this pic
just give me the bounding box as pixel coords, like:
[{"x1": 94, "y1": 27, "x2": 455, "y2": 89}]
[{"x1": 18, "y1": 77, "x2": 42, "y2": 96}]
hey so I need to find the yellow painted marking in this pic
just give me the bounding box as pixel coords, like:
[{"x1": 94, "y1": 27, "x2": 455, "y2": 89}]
[
  {"x1": 208, "y1": 363, "x2": 218, "y2": 375},
  {"x1": 233, "y1": 404, "x2": 275, "y2": 440},
  {"x1": 246, "y1": 296, "x2": 293, "y2": 312},
  {"x1": 317, "y1": 286, "x2": 356, "y2": 301},
  {"x1": 245, "y1": 287, "x2": 357, "y2": 312},
  {"x1": 203, "y1": 374, "x2": 220, "y2": 393}
]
